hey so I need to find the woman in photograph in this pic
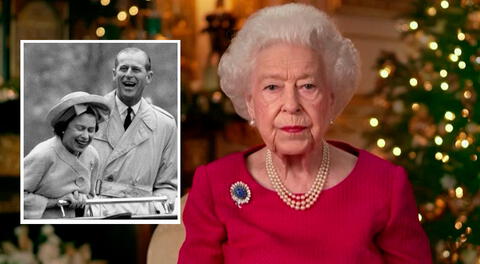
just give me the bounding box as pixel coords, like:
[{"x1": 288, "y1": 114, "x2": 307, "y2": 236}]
[
  {"x1": 179, "y1": 3, "x2": 432, "y2": 263},
  {"x1": 24, "y1": 91, "x2": 110, "y2": 219}
]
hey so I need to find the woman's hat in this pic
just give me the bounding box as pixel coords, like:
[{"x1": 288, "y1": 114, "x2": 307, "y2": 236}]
[{"x1": 46, "y1": 91, "x2": 111, "y2": 127}]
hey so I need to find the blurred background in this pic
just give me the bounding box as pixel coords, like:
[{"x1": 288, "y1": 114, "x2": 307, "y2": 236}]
[{"x1": 0, "y1": 0, "x2": 479, "y2": 263}]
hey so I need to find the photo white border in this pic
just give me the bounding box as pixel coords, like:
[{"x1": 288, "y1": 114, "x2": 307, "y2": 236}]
[{"x1": 20, "y1": 40, "x2": 181, "y2": 224}]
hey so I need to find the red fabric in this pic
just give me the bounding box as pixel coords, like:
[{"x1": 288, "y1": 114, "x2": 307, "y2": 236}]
[{"x1": 178, "y1": 142, "x2": 432, "y2": 264}]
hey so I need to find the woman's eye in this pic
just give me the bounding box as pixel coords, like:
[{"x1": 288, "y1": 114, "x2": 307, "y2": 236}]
[
  {"x1": 302, "y1": 84, "x2": 316, "y2": 90},
  {"x1": 264, "y1": 85, "x2": 278, "y2": 91}
]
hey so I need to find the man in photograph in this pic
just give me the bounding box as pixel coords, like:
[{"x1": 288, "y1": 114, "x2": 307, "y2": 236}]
[{"x1": 90, "y1": 47, "x2": 177, "y2": 217}]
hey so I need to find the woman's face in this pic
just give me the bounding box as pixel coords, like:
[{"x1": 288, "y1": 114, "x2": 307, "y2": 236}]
[
  {"x1": 247, "y1": 43, "x2": 334, "y2": 156},
  {"x1": 62, "y1": 113, "x2": 97, "y2": 155}
]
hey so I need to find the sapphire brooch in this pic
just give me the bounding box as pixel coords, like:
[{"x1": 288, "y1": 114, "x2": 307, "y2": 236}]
[{"x1": 230, "y1": 181, "x2": 251, "y2": 208}]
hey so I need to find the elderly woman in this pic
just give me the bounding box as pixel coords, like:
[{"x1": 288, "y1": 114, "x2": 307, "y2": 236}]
[
  {"x1": 179, "y1": 3, "x2": 432, "y2": 263},
  {"x1": 24, "y1": 91, "x2": 110, "y2": 219}
]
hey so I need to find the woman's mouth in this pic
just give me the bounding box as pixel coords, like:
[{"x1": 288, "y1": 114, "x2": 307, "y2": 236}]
[
  {"x1": 75, "y1": 139, "x2": 90, "y2": 148},
  {"x1": 280, "y1": 126, "x2": 306, "y2": 133}
]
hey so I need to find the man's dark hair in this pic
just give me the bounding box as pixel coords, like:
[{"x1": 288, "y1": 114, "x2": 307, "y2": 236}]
[
  {"x1": 53, "y1": 106, "x2": 99, "y2": 138},
  {"x1": 114, "y1": 47, "x2": 152, "y2": 72}
]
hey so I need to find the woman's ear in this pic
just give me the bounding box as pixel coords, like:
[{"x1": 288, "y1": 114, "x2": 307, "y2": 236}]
[
  {"x1": 245, "y1": 92, "x2": 255, "y2": 121},
  {"x1": 329, "y1": 90, "x2": 336, "y2": 120}
]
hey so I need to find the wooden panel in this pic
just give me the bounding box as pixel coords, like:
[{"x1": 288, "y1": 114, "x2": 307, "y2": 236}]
[
  {"x1": 337, "y1": 0, "x2": 414, "y2": 18},
  {"x1": 0, "y1": 177, "x2": 19, "y2": 213},
  {"x1": 0, "y1": 135, "x2": 19, "y2": 176},
  {"x1": 341, "y1": 0, "x2": 412, "y2": 11}
]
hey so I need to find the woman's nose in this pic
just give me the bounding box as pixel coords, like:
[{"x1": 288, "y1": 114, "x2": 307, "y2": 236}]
[
  {"x1": 282, "y1": 87, "x2": 301, "y2": 113},
  {"x1": 79, "y1": 130, "x2": 89, "y2": 139}
]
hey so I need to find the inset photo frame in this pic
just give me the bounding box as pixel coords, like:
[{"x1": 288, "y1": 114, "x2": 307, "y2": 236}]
[{"x1": 21, "y1": 40, "x2": 180, "y2": 224}]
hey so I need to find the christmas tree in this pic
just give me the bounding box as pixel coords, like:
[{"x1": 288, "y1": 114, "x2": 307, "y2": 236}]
[{"x1": 365, "y1": 0, "x2": 480, "y2": 263}]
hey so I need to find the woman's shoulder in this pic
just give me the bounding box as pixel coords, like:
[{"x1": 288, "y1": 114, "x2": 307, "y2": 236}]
[
  {"x1": 328, "y1": 141, "x2": 410, "y2": 206},
  {"x1": 331, "y1": 140, "x2": 406, "y2": 182},
  {"x1": 189, "y1": 151, "x2": 245, "y2": 196},
  {"x1": 331, "y1": 140, "x2": 400, "y2": 167},
  {"x1": 24, "y1": 137, "x2": 58, "y2": 170},
  {"x1": 202, "y1": 150, "x2": 247, "y2": 174},
  {"x1": 195, "y1": 146, "x2": 262, "y2": 185},
  {"x1": 26, "y1": 137, "x2": 57, "y2": 158},
  {"x1": 358, "y1": 149, "x2": 405, "y2": 177}
]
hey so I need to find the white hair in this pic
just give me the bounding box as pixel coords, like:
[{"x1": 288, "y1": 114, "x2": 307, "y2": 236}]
[{"x1": 218, "y1": 3, "x2": 360, "y2": 120}]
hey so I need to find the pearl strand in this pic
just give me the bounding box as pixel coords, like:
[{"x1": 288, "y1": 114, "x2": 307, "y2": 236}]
[{"x1": 265, "y1": 142, "x2": 330, "y2": 210}]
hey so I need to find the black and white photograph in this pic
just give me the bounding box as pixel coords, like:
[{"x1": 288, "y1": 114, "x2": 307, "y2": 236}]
[{"x1": 21, "y1": 40, "x2": 180, "y2": 224}]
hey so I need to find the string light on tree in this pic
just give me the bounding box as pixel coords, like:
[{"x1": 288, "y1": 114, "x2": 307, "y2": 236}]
[
  {"x1": 409, "y1": 21, "x2": 419, "y2": 30},
  {"x1": 379, "y1": 67, "x2": 391, "y2": 78},
  {"x1": 392, "y1": 147, "x2": 402, "y2": 156},
  {"x1": 455, "y1": 221, "x2": 463, "y2": 230},
  {"x1": 129, "y1": 6, "x2": 139, "y2": 16},
  {"x1": 117, "y1": 11, "x2": 127, "y2": 21},
  {"x1": 426, "y1": 7, "x2": 437, "y2": 16},
  {"x1": 377, "y1": 138, "x2": 386, "y2": 148},
  {"x1": 444, "y1": 111, "x2": 456, "y2": 121},
  {"x1": 429, "y1": 41, "x2": 438, "y2": 50},
  {"x1": 463, "y1": 90, "x2": 472, "y2": 99},
  {"x1": 461, "y1": 108, "x2": 469, "y2": 117},
  {"x1": 454, "y1": 47, "x2": 462, "y2": 56},
  {"x1": 100, "y1": 0, "x2": 110, "y2": 6},
  {"x1": 440, "y1": 69, "x2": 448, "y2": 78},
  {"x1": 440, "y1": 0, "x2": 449, "y2": 9},
  {"x1": 455, "y1": 139, "x2": 461, "y2": 148},
  {"x1": 442, "y1": 250, "x2": 450, "y2": 258},
  {"x1": 442, "y1": 154, "x2": 450, "y2": 163},
  {"x1": 435, "y1": 136, "x2": 443, "y2": 145},
  {"x1": 369, "y1": 117, "x2": 379, "y2": 127},
  {"x1": 466, "y1": 227, "x2": 472, "y2": 234},
  {"x1": 441, "y1": 82, "x2": 449, "y2": 91},
  {"x1": 96, "y1": 27, "x2": 105, "y2": 38},
  {"x1": 435, "y1": 152, "x2": 443, "y2": 160},
  {"x1": 457, "y1": 30, "x2": 465, "y2": 41},
  {"x1": 445, "y1": 123, "x2": 454, "y2": 133},
  {"x1": 411, "y1": 103, "x2": 420, "y2": 111},
  {"x1": 424, "y1": 81, "x2": 433, "y2": 91},
  {"x1": 449, "y1": 54, "x2": 459, "y2": 62},
  {"x1": 458, "y1": 61, "x2": 466, "y2": 69},
  {"x1": 409, "y1": 78, "x2": 418, "y2": 87},
  {"x1": 455, "y1": 187, "x2": 463, "y2": 199}
]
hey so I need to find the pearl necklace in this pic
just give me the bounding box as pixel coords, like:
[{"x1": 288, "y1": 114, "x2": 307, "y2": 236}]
[{"x1": 265, "y1": 142, "x2": 330, "y2": 210}]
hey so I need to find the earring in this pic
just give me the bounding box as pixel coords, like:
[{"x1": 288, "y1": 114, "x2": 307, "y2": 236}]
[{"x1": 249, "y1": 119, "x2": 255, "y2": 126}]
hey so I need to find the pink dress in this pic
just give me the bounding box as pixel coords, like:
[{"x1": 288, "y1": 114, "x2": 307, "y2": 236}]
[{"x1": 179, "y1": 142, "x2": 432, "y2": 263}]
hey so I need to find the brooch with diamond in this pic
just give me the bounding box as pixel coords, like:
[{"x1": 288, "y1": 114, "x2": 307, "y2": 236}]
[{"x1": 230, "y1": 181, "x2": 251, "y2": 208}]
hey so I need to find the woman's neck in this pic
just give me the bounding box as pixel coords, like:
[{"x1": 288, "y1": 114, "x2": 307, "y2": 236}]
[{"x1": 269, "y1": 143, "x2": 326, "y2": 193}]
